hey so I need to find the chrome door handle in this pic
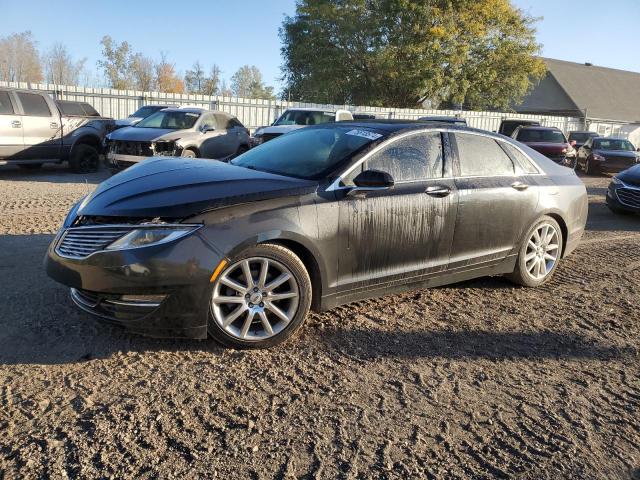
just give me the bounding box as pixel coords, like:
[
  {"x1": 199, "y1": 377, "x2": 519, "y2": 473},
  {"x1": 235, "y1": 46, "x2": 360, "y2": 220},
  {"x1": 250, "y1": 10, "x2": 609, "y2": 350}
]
[
  {"x1": 50, "y1": 122, "x2": 59, "y2": 129},
  {"x1": 511, "y1": 181, "x2": 529, "y2": 191},
  {"x1": 11, "y1": 120, "x2": 21, "y2": 128},
  {"x1": 425, "y1": 186, "x2": 451, "y2": 197}
]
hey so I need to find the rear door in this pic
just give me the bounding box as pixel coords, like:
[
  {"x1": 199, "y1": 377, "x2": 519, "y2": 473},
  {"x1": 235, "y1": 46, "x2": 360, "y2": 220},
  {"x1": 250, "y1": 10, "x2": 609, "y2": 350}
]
[
  {"x1": 14, "y1": 91, "x2": 62, "y2": 160},
  {"x1": 0, "y1": 90, "x2": 25, "y2": 160},
  {"x1": 198, "y1": 113, "x2": 238, "y2": 159},
  {"x1": 448, "y1": 132, "x2": 539, "y2": 270}
]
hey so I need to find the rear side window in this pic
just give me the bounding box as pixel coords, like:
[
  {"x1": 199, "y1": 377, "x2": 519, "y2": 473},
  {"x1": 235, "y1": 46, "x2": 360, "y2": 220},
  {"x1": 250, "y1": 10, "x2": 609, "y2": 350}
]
[
  {"x1": 81, "y1": 103, "x2": 100, "y2": 116},
  {"x1": 366, "y1": 132, "x2": 443, "y2": 181},
  {"x1": 228, "y1": 118, "x2": 244, "y2": 129},
  {"x1": 214, "y1": 114, "x2": 232, "y2": 129},
  {"x1": 0, "y1": 91, "x2": 14, "y2": 114},
  {"x1": 56, "y1": 101, "x2": 85, "y2": 116},
  {"x1": 501, "y1": 142, "x2": 539, "y2": 174},
  {"x1": 17, "y1": 92, "x2": 52, "y2": 117},
  {"x1": 455, "y1": 133, "x2": 515, "y2": 177}
]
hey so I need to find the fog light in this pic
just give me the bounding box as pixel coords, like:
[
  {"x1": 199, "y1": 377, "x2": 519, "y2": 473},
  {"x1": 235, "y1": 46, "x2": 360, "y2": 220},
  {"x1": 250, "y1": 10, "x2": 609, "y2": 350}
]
[{"x1": 119, "y1": 294, "x2": 166, "y2": 304}]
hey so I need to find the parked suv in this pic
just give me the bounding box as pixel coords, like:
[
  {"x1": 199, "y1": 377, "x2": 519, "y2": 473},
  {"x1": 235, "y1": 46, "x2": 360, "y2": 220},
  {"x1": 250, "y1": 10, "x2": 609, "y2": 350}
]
[
  {"x1": 498, "y1": 119, "x2": 540, "y2": 137},
  {"x1": 251, "y1": 108, "x2": 353, "y2": 146},
  {"x1": 0, "y1": 88, "x2": 114, "y2": 172},
  {"x1": 568, "y1": 130, "x2": 599, "y2": 150},
  {"x1": 106, "y1": 108, "x2": 250, "y2": 172},
  {"x1": 512, "y1": 126, "x2": 576, "y2": 164}
]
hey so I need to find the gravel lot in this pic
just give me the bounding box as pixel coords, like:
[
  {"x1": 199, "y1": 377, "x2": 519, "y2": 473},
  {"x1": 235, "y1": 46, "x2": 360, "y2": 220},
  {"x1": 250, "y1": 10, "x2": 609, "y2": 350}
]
[{"x1": 0, "y1": 165, "x2": 638, "y2": 479}]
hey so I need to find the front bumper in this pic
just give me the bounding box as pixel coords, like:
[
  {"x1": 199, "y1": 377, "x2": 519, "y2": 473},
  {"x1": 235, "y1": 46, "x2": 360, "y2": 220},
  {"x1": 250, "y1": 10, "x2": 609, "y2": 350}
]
[{"x1": 45, "y1": 229, "x2": 223, "y2": 339}]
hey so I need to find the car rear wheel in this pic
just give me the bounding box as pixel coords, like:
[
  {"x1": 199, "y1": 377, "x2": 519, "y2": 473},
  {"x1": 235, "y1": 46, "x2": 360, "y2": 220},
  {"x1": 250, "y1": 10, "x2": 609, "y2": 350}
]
[
  {"x1": 506, "y1": 216, "x2": 563, "y2": 287},
  {"x1": 208, "y1": 244, "x2": 312, "y2": 349},
  {"x1": 69, "y1": 144, "x2": 99, "y2": 173},
  {"x1": 181, "y1": 149, "x2": 197, "y2": 158}
]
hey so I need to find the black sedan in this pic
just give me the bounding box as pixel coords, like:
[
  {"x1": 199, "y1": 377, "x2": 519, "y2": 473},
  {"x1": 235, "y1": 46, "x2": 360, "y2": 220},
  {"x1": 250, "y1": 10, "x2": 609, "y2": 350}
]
[
  {"x1": 606, "y1": 164, "x2": 640, "y2": 214},
  {"x1": 45, "y1": 122, "x2": 588, "y2": 348},
  {"x1": 576, "y1": 137, "x2": 640, "y2": 174}
]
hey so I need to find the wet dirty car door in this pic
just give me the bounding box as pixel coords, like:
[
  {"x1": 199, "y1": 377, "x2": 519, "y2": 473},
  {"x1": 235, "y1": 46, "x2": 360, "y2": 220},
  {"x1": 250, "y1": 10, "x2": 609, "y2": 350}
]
[
  {"x1": 337, "y1": 131, "x2": 458, "y2": 294},
  {"x1": 448, "y1": 132, "x2": 539, "y2": 269}
]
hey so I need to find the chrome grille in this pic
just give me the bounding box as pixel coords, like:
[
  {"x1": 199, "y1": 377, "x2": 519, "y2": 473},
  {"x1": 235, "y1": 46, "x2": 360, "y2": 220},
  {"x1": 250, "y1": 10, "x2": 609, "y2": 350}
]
[
  {"x1": 56, "y1": 227, "x2": 132, "y2": 259},
  {"x1": 617, "y1": 187, "x2": 640, "y2": 208}
]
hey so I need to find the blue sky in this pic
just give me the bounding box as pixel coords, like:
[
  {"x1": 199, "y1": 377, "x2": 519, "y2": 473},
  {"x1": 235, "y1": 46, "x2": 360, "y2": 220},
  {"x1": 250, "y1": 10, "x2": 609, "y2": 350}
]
[{"x1": 1, "y1": 0, "x2": 639, "y2": 92}]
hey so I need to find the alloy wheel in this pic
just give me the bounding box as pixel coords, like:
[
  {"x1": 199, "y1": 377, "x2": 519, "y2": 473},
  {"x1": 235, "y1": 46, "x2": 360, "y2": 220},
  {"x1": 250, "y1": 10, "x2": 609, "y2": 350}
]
[
  {"x1": 211, "y1": 257, "x2": 300, "y2": 341},
  {"x1": 524, "y1": 223, "x2": 560, "y2": 280}
]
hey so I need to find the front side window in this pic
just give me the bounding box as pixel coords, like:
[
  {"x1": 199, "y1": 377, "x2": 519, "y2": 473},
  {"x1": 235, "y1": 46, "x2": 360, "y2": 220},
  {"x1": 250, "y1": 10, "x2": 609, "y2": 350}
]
[
  {"x1": 0, "y1": 91, "x2": 14, "y2": 115},
  {"x1": 274, "y1": 110, "x2": 336, "y2": 126},
  {"x1": 365, "y1": 132, "x2": 443, "y2": 182},
  {"x1": 455, "y1": 133, "x2": 515, "y2": 177},
  {"x1": 231, "y1": 126, "x2": 383, "y2": 179},
  {"x1": 17, "y1": 92, "x2": 51, "y2": 117},
  {"x1": 135, "y1": 111, "x2": 200, "y2": 129}
]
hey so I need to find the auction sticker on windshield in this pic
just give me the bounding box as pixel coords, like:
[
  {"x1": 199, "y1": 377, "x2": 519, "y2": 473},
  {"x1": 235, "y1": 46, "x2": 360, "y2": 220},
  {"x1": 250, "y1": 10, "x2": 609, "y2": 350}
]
[{"x1": 345, "y1": 129, "x2": 383, "y2": 140}]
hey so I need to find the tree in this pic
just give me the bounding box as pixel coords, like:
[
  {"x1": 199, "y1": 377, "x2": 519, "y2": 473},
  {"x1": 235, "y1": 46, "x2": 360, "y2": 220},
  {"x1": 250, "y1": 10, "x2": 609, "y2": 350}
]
[
  {"x1": 184, "y1": 61, "x2": 206, "y2": 93},
  {"x1": 230, "y1": 65, "x2": 274, "y2": 99},
  {"x1": 155, "y1": 53, "x2": 184, "y2": 93},
  {"x1": 280, "y1": 0, "x2": 546, "y2": 109},
  {"x1": 130, "y1": 53, "x2": 155, "y2": 91},
  {"x1": 0, "y1": 31, "x2": 43, "y2": 83},
  {"x1": 43, "y1": 43, "x2": 86, "y2": 85},
  {"x1": 202, "y1": 65, "x2": 222, "y2": 96},
  {"x1": 98, "y1": 35, "x2": 132, "y2": 89}
]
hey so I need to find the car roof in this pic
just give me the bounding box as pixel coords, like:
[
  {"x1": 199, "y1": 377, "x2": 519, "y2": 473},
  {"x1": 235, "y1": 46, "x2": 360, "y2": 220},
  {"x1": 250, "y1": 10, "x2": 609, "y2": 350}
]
[
  {"x1": 516, "y1": 125, "x2": 561, "y2": 131},
  {"x1": 569, "y1": 130, "x2": 597, "y2": 134},
  {"x1": 418, "y1": 116, "x2": 466, "y2": 122},
  {"x1": 502, "y1": 119, "x2": 540, "y2": 123}
]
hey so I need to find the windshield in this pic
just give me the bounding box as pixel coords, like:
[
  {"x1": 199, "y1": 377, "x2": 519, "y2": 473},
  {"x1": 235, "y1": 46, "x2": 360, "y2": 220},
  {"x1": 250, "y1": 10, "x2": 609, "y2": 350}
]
[
  {"x1": 517, "y1": 129, "x2": 566, "y2": 143},
  {"x1": 135, "y1": 111, "x2": 200, "y2": 129},
  {"x1": 569, "y1": 132, "x2": 595, "y2": 142},
  {"x1": 594, "y1": 139, "x2": 636, "y2": 151},
  {"x1": 231, "y1": 126, "x2": 384, "y2": 179},
  {"x1": 130, "y1": 106, "x2": 165, "y2": 118},
  {"x1": 274, "y1": 110, "x2": 336, "y2": 126}
]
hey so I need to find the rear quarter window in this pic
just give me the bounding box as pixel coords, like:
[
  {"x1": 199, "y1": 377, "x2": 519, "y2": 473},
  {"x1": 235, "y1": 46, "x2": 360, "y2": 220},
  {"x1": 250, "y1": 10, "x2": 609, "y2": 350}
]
[
  {"x1": 500, "y1": 142, "x2": 540, "y2": 174},
  {"x1": 0, "y1": 91, "x2": 14, "y2": 114},
  {"x1": 17, "y1": 92, "x2": 52, "y2": 117},
  {"x1": 455, "y1": 133, "x2": 515, "y2": 177}
]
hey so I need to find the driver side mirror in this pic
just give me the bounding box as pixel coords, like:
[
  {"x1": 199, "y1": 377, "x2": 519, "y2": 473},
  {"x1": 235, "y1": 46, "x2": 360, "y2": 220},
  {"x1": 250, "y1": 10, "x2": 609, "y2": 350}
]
[{"x1": 348, "y1": 169, "x2": 394, "y2": 196}]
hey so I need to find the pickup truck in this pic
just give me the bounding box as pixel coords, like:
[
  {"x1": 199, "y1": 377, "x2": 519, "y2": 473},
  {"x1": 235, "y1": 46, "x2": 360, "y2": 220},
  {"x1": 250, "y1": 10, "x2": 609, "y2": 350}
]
[{"x1": 0, "y1": 88, "x2": 114, "y2": 172}]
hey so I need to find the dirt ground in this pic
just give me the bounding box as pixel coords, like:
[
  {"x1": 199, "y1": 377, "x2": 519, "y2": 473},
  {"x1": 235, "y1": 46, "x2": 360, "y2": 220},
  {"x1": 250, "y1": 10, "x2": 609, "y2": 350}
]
[{"x1": 0, "y1": 164, "x2": 638, "y2": 479}]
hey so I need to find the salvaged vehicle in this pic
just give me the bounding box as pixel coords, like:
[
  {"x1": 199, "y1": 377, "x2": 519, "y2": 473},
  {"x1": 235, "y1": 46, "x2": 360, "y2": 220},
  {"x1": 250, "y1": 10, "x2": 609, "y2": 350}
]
[
  {"x1": 46, "y1": 122, "x2": 588, "y2": 348},
  {"x1": 251, "y1": 108, "x2": 353, "y2": 146},
  {"x1": 575, "y1": 137, "x2": 640, "y2": 174},
  {"x1": 114, "y1": 104, "x2": 176, "y2": 128},
  {"x1": 498, "y1": 118, "x2": 540, "y2": 137},
  {"x1": 606, "y1": 164, "x2": 640, "y2": 214},
  {"x1": 106, "y1": 108, "x2": 250, "y2": 171},
  {"x1": 0, "y1": 88, "x2": 114, "y2": 172},
  {"x1": 512, "y1": 126, "x2": 576, "y2": 164}
]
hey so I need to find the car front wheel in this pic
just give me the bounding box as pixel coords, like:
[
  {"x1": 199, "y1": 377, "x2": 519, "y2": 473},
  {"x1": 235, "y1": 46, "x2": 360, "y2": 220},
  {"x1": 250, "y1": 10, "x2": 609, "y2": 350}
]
[
  {"x1": 208, "y1": 243, "x2": 312, "y2": 348},
  {"x1": 506, "y1": 216, "x2": 563, "y2": 287}
]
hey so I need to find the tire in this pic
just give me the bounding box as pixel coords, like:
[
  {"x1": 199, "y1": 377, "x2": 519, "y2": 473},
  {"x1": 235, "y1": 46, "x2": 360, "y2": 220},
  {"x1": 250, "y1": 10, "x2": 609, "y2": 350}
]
[
  {"x1": 208, "y1": 243, "x2": 312, "y2": 349},
  {"x1": 18, "y1": 163, "x2": 42, "y2": 170},
  {"x1": 506, "y1": 216, "x2": 563, "y2": 288},
  {"x1": 181, "y1": 149, "x2": 197, "y2": 158},
  {"x1": 69, "y1": 144, "x2": 99, "y2": 173}
]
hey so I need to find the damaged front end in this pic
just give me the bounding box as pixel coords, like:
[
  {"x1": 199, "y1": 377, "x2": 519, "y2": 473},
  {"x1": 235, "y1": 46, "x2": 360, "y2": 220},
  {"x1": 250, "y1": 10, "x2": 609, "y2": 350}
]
[{"x1": 151, "y1": 140, "x2": 183, "y2": 157}]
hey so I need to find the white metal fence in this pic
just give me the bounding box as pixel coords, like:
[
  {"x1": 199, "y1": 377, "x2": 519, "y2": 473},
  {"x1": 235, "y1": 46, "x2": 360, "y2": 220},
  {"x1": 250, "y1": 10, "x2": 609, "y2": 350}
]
[{"x1": 1, "y1": 80, "x2": 589, "y2": 134}]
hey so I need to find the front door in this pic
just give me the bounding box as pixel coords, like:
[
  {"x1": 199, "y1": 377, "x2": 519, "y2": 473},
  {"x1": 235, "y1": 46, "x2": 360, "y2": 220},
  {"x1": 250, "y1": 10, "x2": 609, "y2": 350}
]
[
  {"x1": 448, "y1": 132, "x2": 539, "y2": 270},
  {"x1": 199, "y1": 114, "x2": 238, "y2": 159},
  {"x1": 15, "y1": 91, "x2": 61, "y2": 160},
  {"x1": 337, "y1": 131, "x2": 458, "y2": 295},
  {"x1": 0, "y1": 90, "x2": 25, "y2": 160}
]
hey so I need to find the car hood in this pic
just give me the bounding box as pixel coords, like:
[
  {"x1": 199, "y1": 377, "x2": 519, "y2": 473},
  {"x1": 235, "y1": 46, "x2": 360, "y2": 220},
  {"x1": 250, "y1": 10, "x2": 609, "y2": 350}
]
[
  {"x1": 521, "y1": 142, "x2": 568, "y2": 154},
  {"x1": 617, "y1": 164, "x2": 640, "y2": 186},
  {"x1": 108, "y1": 126, "x2": 185, "y2": 142},
  {"x1": 594, "y1": 149, "x2": 639, "y2": 159},
  {"x1": 77, "y1": 158, "x2": 318, "y2": 218}
]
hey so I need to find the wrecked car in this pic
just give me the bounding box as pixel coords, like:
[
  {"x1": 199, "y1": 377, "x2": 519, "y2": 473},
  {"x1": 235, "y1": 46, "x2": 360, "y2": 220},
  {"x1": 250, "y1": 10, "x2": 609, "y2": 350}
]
[
  {"x1": 46, "y1": 122, "x2": 587, "y2": 349},
  {"x1": 114, "y1": 104, "x2": 176, "y2": 128},
  {"x1": 106, "y1": 108, "x2": 250, "y2": 171}
]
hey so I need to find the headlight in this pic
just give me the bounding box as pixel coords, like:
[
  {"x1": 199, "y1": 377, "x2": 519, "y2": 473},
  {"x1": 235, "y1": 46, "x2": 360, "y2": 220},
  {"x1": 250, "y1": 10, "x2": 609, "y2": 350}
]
[
  {"x1": 106, "y1": 226, "x2": 200, "y2": 250},
  {"x1": 611, "y1": 176, "x2": 624, "y2": 185}
]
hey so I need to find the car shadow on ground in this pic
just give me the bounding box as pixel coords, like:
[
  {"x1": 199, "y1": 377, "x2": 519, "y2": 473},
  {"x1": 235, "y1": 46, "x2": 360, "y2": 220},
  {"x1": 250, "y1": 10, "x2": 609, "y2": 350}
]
[{"x1": 0, "y1": 164, "x2": 109, "y2": 184}]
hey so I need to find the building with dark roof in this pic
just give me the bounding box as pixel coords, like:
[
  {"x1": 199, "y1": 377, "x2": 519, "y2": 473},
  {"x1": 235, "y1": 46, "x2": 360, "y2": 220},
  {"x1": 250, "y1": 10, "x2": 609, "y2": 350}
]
[{"x1": 515, "y1": 58, "x2": 640, "y2": 124}]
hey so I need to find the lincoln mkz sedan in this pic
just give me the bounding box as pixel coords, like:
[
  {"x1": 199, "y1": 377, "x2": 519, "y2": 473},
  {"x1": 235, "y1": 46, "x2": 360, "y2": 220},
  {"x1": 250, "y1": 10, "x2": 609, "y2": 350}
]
[{"x1": 45, "y1": 122, "x2": 588, "y2": 348}]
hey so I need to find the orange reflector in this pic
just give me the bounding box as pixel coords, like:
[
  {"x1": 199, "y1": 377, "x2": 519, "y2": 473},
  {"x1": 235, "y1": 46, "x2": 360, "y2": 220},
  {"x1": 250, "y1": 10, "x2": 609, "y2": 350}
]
[{"x1": 210, "y1": 259, "x2": 228, "y2": 283}]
